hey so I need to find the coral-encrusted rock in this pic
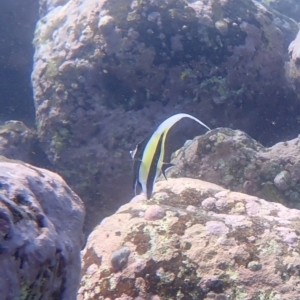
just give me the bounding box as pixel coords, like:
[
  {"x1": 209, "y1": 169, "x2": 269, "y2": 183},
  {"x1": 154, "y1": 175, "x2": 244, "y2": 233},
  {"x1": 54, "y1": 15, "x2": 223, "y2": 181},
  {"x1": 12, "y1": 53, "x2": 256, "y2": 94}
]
[
  {"x1": 32, "y1": 0, "x2": 300, "y2": 231},
  {"x1": 168, "y1": 128, "x2": 300, "y2": 208},
  {"x1": 0, "y1": 157, "x2": 85, "y2": 300},
  {"x1": 39, "y1": 0, "x2": 70, "y2": 17},
  {"x1": 79, "y1": 178, "x2": 300, "y2": 299}
]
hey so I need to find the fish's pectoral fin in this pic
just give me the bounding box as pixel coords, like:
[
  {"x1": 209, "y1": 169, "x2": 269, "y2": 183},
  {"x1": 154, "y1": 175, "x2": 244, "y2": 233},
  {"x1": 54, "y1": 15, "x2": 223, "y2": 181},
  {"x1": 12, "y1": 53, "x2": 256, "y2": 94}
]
[
  {"x1": 161, "y1": 163, "x2": 175, "y2": 180},
  {"x1": 133, "y1": 180, "x2": 142, "y2": 196}
]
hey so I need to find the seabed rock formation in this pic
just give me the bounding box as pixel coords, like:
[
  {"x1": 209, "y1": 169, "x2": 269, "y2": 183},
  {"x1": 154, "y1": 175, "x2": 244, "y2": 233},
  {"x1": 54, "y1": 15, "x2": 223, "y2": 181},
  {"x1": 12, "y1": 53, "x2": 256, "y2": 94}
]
[
  {"x1": 79, "y1": 178, "x2": 300, "y2": 300},
  {"x1": 168, "y1": 128, "x2": 300, "y2": 209},
  {"x1": 0, "y1": 157, "x2": 85, "y2": 299},
  {"x1": 31, "y1": 0, "x2": 300, "y2": 231},
  {"x1": 0, "y1": 120, "x2": 50, "y2": 167}
]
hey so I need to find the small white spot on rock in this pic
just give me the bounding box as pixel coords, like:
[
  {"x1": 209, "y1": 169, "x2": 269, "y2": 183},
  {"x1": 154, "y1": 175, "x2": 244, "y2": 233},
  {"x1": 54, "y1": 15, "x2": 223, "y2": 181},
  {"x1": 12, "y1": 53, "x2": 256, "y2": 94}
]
[
  {"x1": 205, "y1": 221, "x2": 229, "y2": 236},
  {"x1": 274, "y1": 170, "x2": 290, "y2": 191},
  {"x1": 202, "y1": 197, "x2": 216, "y2": 211},
  {"x1": 186, "y1": 205, "x2": 197, "y2": 212},
  {"x1": 214, "y1": 190, "x2": 230, "y2": 198}
]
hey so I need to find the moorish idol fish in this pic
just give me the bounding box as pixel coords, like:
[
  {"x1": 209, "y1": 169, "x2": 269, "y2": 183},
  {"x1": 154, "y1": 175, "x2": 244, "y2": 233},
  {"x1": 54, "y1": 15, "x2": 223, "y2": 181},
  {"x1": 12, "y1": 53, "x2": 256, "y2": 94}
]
[{"x1": 130, "y1": 113, "x2": 210, "y2": 199}]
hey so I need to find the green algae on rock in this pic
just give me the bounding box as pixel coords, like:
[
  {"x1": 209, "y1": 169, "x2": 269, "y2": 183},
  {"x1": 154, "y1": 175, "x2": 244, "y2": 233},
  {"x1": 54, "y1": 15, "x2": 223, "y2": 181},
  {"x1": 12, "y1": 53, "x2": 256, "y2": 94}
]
[{"x1": 167, "y1": 128, "x2": 300, "y2": 209}]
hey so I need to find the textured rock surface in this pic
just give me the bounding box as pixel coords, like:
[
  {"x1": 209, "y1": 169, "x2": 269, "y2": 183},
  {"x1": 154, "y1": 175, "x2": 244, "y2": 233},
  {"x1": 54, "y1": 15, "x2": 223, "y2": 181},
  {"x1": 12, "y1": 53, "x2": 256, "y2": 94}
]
[
  {"x1": 261, "y1": 0, "x2": 300, "y2": 22},
  {"x1": 287, "y1": 31, "x2": 300, "y2": 98},
  {"x1": 0, "y1": 157, "x2": 85, "y2": 299},
  {"x1": 39, "y1": 0, "x2": 70, "y2": 17},
  {"x1": 0, "y1": 121, "x2": 50, "y2": 167},
  {"x1": 32, "y1": 0, "x2": 300, "y2": 231},
  {"x1": 79, "y1": 178, "x2": 300, "y2": 299},
  {"x1": 168, "y1": 128, "x2": 300, "y2": 209}
]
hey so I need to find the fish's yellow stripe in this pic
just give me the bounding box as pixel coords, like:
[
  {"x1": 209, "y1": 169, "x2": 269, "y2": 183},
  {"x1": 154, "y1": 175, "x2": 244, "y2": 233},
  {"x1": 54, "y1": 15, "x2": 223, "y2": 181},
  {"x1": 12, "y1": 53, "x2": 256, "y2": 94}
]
[
  {"x1": 138, "y1": 113, "x2": 210, "y2": 197},
  {"x1": 139, "y1": 131, "x2": 162, "y2": 194},
  {"x1": 156, "y1": 113, "x2": 210, "y2": 175}
]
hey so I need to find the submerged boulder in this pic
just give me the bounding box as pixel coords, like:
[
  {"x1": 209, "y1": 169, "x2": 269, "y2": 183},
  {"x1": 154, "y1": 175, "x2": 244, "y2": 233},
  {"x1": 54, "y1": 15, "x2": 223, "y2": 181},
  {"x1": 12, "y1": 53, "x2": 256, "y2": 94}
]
[
  {"x1": 0, "y1": 157, "x2": 85, "y2": 299},
  {"x1": 261, "y1": 0, "x2": 300, "y2": 22},
  {"x1": 32, "y1": 0, "x2": 300, "y2": 231},
  {"x1": 79, "y1": 178, "x2": 300, "y2": 299},
  {"x1": 168, "y1": 127, "x2": 300, "y2": 209}
]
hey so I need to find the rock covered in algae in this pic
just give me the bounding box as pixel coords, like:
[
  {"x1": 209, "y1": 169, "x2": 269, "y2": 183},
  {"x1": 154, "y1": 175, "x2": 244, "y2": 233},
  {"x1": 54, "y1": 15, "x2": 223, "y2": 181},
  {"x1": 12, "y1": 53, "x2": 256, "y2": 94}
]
[
  {"x1": 0, "y1": 157, "x2": 85, "y2": 299},
  {"x1": 167, "y1": 127, "x2": 300, "y2": 209},
  {"x1": 79, "y1": 178, "x2": 300, "y2": 299},
  {"x1": 0, "y1": 120, "x2": 48, "y2": 167}
]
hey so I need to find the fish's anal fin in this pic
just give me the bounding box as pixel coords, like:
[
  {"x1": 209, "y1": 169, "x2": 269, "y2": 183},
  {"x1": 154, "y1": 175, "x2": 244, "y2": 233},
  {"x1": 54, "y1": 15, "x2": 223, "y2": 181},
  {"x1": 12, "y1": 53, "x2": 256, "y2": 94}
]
[{"x1": 161, "y1": 163, "x2": 175, "y2": 180}]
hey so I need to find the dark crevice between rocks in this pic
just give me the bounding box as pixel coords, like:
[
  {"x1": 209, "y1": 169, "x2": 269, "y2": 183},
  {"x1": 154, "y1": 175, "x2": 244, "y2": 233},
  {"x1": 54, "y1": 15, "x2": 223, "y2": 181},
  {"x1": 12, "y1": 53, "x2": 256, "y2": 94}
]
[{"x1": 0, "y1": 0, "x2": 39, "y2": 127}]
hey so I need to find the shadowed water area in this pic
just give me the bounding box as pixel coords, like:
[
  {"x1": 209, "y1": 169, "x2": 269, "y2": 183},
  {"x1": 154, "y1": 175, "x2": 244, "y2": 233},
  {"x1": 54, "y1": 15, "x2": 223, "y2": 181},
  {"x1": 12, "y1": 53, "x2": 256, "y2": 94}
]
[{"x1": 0, "y1": 0, "x2": 38, "y2": 126}]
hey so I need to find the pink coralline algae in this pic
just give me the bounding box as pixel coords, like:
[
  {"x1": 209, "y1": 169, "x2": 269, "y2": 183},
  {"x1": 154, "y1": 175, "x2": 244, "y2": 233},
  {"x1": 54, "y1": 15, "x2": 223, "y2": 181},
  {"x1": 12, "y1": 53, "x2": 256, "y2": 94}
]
[{"x1": 144, "y1": 205, "x2": 166, "y2": 221}]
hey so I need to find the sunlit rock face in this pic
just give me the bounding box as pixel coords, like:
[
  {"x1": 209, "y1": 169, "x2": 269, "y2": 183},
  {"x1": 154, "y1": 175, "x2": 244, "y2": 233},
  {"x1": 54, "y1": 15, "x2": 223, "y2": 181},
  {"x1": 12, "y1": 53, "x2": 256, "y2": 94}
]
[
  {"x1": 0, "y1": 0, "x2": 39, "y2": 125},
  {"x1": 286, "y1": 31, "x2": 300, "y2": 99},
  {"x1": 32, "y1": 0, "x2": 300, "y2": 231},
  {"x1": 0, "y1": 157, "x2": 85, "y2": 300},
  {"x1": 79, "y1": 178, "x2": 300, "y2": 299},
  {"x1": 168, "y1": 128, "x2": 300, "y2": 209}
]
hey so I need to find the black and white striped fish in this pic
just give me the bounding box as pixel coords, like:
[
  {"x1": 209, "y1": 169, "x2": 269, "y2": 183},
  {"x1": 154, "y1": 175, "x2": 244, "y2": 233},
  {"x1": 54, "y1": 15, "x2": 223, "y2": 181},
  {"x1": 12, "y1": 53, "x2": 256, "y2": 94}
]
[{"x1": 130, "y1": 113, "x2": 210, "y2": 199}]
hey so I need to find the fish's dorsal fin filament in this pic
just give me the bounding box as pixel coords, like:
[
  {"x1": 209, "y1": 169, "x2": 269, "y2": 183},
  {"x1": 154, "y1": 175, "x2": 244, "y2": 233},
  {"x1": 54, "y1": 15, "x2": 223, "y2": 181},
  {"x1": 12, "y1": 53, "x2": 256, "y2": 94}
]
[
  {"x1": 161, "y1": 162, "x2": 175, "y2": 180},
  {"x1": 132, "y1": 113, "x2": 210, "y2": 200}
]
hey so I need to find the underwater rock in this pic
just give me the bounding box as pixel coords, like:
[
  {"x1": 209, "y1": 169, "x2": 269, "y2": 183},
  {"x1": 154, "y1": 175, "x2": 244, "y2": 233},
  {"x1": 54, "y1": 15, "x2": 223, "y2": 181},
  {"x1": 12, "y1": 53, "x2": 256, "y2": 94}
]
[
  {"x1": 0, "y1": 157, "x2": 85, "y2": 299},
  {"x1": 167, "y1": 127, "x2": 300, "y2": 209},
  {"x1": 39, "y1": 0, "x2": 71, "y2": 17},
  {"x1": 110, "y1": 246, "x2": 131, "y2": 272},
  {"x1": 0, "y1": 121, "x2": 49, "y2": 167},
  {"x1": 258, "y1": 0, "x2": 299, "y2": 48},
  {"x1": 79, "y1": 178, "x2": 300, "y2": 299},
  {"x1": 144, "y1": 205, "x2": 166, "y2": 221},
  {"x1": 260, "y1": 0, "x2": 300, "y2": 22},
  {"x1": 32, "y1": 0, "x2": 300, "y2": 232}
]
